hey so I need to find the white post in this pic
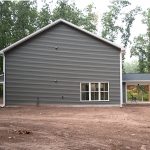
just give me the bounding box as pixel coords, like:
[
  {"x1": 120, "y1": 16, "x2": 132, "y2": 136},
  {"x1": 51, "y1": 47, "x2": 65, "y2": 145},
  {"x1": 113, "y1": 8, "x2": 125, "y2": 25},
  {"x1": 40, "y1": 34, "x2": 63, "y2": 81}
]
[
  {"x1": 125, "y1": 82, "x2": 127, "y2": 103},
  {"x1": 120, "y1": 51, "x2": 123, "y2": 107},
  {"x1": 2, "y1": 53, "x2": 5, "y2": 107}
]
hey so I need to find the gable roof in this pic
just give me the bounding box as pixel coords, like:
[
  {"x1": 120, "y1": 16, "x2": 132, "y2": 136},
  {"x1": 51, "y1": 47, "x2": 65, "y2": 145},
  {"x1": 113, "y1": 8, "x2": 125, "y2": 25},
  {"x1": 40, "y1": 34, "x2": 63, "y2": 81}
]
[
  {"x1": 0, "y1": 19, "x2": 123, "y2": 53},
  {"x1": 123, "y1": 73, "x2": 150, "y2": 82}
]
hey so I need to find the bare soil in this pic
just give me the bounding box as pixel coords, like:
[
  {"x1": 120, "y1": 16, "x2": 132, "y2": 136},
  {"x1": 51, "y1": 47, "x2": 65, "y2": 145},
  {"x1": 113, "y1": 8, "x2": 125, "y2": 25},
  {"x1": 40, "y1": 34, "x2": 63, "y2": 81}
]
[{"x1": 0, "y1": 105, "x2": 150, "y2": 150}]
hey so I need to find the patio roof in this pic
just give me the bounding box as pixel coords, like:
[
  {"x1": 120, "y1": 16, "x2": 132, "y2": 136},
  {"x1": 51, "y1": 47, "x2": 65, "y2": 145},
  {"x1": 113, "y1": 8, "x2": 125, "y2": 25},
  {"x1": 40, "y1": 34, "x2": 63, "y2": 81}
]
[{"x1": 123, "y1": 73, "x2": 150, "y2": 82}]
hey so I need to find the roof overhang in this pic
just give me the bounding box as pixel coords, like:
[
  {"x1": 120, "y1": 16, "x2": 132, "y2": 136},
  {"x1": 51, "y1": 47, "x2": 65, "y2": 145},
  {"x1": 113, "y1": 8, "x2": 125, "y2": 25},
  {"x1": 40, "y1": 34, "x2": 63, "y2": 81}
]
[{"x1": 123, "y1": 80, "x2": 150, "y2": 82}]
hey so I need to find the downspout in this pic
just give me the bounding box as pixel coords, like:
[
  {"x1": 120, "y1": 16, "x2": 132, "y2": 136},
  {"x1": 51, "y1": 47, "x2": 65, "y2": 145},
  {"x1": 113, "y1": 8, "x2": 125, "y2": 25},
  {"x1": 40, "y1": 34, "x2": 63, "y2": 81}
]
[
  {"x1": 2, "y1": 52, "x2": 5, "y2": 107},
  {"x1": 120, "y1": 49, "x2": 123, "y2": 107}
]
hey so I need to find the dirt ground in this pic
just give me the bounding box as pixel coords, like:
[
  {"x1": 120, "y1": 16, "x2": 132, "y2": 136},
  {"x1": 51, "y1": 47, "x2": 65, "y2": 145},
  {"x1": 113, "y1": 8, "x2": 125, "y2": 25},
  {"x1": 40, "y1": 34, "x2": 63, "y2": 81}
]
[{"x1": 0, "y1": 106, "x2": 150, "y2": 150}]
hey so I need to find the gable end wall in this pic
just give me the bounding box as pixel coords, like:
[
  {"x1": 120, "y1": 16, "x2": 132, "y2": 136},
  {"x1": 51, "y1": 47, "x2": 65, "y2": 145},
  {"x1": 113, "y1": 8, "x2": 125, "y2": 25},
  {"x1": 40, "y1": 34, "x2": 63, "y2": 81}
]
[{"x1": 5, "y1": 23, "x2": 120, "y2": 105}]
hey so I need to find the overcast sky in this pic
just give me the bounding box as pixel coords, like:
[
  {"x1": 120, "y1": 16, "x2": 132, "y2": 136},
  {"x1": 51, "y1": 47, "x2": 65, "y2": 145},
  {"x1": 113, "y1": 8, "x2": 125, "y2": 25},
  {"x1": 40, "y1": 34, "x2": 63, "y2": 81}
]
[{"x1": 38, "y1": 0, "x2": 150, "y2": 62}]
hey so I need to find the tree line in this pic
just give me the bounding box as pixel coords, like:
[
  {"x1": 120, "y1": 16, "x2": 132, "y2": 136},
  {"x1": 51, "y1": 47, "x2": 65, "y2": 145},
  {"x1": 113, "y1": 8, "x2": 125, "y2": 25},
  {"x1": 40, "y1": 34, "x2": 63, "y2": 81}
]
[{"x1": 0, "y1": 0, "x2": 150, "y2": 73}]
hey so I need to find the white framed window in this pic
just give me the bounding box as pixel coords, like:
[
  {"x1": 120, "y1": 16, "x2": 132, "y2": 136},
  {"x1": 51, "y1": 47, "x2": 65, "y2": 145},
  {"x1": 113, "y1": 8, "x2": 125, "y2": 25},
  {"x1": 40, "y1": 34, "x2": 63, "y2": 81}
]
[{"x1": 80, "y1": 82, "x2": 109, "y2": 101}]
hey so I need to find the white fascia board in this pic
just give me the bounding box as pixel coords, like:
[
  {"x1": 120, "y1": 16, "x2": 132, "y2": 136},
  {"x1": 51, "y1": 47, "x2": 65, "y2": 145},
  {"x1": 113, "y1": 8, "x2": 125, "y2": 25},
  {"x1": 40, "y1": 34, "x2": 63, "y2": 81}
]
[{"x1": 123, "y1": 80, "x2": 150, "y2": 82}]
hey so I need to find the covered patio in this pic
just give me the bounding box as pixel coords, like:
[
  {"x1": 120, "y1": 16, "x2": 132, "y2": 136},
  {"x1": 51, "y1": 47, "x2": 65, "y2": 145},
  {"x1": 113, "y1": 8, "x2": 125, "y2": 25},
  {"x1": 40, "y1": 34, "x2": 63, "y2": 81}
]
[{"x1": 123, "y1": 73, "x2": 150, "y2": 104}]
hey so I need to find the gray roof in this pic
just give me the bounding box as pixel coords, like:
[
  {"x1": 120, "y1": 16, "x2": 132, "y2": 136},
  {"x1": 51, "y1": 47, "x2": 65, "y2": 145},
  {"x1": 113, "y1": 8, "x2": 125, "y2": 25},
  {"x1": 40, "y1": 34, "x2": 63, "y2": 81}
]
[
  {"x1": 0, "y1": 19, "x2": 123, "y2": 54},
  {"x1": 123, "y1": 73, "x2": 150, "y2": 82}
]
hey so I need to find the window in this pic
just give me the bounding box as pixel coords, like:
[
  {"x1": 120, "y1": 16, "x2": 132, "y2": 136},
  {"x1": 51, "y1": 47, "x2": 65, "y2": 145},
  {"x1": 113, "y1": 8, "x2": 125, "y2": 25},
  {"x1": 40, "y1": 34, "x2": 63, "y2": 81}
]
[
  {"x1": 100, "y1": 83, "x2": 109, "y2": 100},
  {"x1": 80, "y1": 82, "x2": 109, "y2": 101},
  {"x1": 91, "y1": 83, "x2": 99, "y2": 100},
  {"x1": 81, "y1": 83, "x2": 89, "y2": 100}
]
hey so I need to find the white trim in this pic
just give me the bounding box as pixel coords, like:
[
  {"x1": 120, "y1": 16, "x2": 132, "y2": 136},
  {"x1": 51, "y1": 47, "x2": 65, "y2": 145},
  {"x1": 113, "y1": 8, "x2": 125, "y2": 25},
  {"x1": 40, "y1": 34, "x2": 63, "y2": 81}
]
[
  {"x1": 89, "y1": 82, "x2": 91, "y2": 101},
  {"x1": 0, "y1": 54, "x2": 5, "y2": 107},
  {"x1": 80, "y1": 82, "x2": 109, "y2": 101},
  {"x1": 3, "y1": 53, "x2": 5, "y2": 107},
  {"x1": 80, "y1": 82, "x2": 81, "y2": 101},
  {"x1": 125, "y1": 82, "x2": 127, "y2": 104},
  {"x1": 0, "y1": 19, "x2": 122, "y2": 53},
  {"x1": 126, "y1": 82, "x2": 150, "y2": 85},
  {"x1": 123, "y1": 80, "x2": 150, "y2": 82},
  {"x1": 126, "y1": 101, "x2": 150, "y2": 104},
  {"x1": 120, "y1": 51, "x2": 123, "y2": 107}
]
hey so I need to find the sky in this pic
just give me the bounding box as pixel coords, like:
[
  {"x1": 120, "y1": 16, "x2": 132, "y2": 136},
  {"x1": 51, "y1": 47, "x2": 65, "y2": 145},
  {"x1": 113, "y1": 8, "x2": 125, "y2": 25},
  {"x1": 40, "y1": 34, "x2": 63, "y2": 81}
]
[{"x1": 38, "y1": 0, "x2": 150, "y2": 63}]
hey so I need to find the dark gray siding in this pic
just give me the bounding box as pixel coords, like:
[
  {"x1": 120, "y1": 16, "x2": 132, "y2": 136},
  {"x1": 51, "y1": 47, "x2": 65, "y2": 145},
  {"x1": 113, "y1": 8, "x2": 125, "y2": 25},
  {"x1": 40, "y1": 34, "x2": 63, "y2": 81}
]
[{"x1": 5, "y1": 23, "x2": 120, "y2": 105}]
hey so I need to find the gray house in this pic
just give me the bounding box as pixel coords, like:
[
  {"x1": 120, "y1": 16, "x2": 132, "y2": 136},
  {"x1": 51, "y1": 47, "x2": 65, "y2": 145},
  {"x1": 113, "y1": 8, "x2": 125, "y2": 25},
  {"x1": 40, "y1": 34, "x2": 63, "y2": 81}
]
[{"x1": 0, "y1": 19, "x2": 124, "y2": 107}]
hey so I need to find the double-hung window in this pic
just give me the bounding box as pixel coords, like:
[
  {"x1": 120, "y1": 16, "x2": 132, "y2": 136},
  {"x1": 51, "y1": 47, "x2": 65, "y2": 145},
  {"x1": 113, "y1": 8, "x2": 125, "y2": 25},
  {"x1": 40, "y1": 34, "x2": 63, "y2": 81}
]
[
  {"x1": 80, "y1": 82, "x2": 109, "y2": 101},
  {"x1": 81, "y1": 83, "x2": 89, "y2": 101}
]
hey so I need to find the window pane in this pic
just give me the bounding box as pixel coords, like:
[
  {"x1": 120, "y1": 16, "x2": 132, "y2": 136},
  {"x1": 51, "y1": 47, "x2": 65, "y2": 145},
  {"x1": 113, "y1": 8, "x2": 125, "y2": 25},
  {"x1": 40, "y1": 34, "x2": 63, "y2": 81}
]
[
  {"x1": 104, "y1": 83, "x2": 108, "y2": 91},
  {"x1": 81, "y1": 92, "x2": 89, "y2": 100},
  {"x1": 81, "y1": 83, "x2": 89, "y2": 91},
  {"x1": 100, "y1": 92, "x2": 108, "y2": 100},
  {"x1": 101, "y1": 83, "x2": 104, "y2": 91},
  {"x1": 91, "y1": 83, "x2": 98, "y2": 91},
  {"x1": 91, "y1": 92, "x2": 99, "y2": 100},
  {"x1": 101, "y1": 83, "x2": 108, "y2": 91},
  {"x1": 101, "y1": 92, "x2": 104, "y2": 100},
  {"x1": 105, "y1": 92, "x2": 108, "y2": 100}
]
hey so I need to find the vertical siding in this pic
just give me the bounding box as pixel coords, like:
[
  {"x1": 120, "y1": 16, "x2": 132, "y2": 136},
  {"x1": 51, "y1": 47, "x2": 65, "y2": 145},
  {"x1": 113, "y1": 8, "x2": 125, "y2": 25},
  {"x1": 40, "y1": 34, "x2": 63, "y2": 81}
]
[{"x1": 5, "y1": 23, "x2": 120, "y2": 105}]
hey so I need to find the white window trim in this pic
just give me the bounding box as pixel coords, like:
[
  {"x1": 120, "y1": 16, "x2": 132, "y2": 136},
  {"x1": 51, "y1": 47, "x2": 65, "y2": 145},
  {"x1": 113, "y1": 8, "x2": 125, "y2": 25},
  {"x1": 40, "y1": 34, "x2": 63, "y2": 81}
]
[{"x1": 80, "y1": 82, "x2": 109, "y2": 102}]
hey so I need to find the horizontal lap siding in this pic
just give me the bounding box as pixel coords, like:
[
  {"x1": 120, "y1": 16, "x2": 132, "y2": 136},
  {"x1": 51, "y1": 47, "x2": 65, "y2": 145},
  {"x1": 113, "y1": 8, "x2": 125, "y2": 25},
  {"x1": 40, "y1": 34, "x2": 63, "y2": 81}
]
[{"x1": 5, "y1": 23, "x2": 120, "y2": 105}]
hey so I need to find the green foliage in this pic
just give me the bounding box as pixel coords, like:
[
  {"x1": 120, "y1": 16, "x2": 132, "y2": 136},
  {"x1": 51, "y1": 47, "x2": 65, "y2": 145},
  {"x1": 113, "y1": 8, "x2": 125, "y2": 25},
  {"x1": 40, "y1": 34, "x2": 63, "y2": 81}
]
[
  {"x1": 101, "y1": 0, "x2": 141, "y2": 73},
  {"x1": 131, "y1": 9, "x2": 150, "y2": 72},
  {"x1": 101, "y1": 0, "x2": 131, "y2": 42},
  {"x1": 51, "y1": 0, "x2": 97, "y2": 32},
  {"x1": 131, "y1": 35, "x2": 147, "y2": 73},
  {"x1": 37, "y1": 1, "x2": 51, "y2": 28},
  {"x1": 0, "y1": 1, "x2": 13, "y2": 49},
  {"x1": 11, "y1": 0, "x2": 38, "y2": 42},
  {"x1": 121, "y1": 6, "x2": 141, "y2": 48},
  {"x1": 0, "y1": 0, "x2": 98, "y2": 73},
  {"x1": 82, "y1": 3, "x2": 98, "y2": 33},
  {"x1": 124, "y1": 60, "x2": 139, "y2": 73},
  {"x1": 0, "y1": 1, "x2": 13, "y2": 71}
]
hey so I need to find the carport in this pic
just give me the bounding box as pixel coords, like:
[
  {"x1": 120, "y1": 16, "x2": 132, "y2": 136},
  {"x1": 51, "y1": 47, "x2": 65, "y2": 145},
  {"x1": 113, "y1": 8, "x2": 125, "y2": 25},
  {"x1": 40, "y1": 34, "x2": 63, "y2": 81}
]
[{"x1": 123, "y1": 73, "x2": 150, "y2": 104}]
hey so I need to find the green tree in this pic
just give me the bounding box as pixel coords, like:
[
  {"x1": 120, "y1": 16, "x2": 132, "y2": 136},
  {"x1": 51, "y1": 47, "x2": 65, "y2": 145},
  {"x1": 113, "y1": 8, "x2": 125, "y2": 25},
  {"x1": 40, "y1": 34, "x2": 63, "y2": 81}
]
[
  {"x1": 0, "y1": 1, "x2": 13, "y2": 49},
  {"x1": 38, "y1": 1, "x2": 52, "y2": 28},
  {"x1": 82, "y1": 3, "x2": 98, "y2": 33},
  {"x1": 131, "y1": 35, "x2": 147, "y2": 73},
  {"x1": 124, "y1": 60, "x2": 138, "y2": 73},
  {"x1": 101, "y1": 0, "x2": 131, "y2": 42},
  {"x1": 0, "y1": 1, "x2": 13, "y2": 72},
  {"x1": 143, "y1": 9, "x2": 150, "y2": 72},
  {"x1": 131, "y1": 9, "x2": 150, "y2": 72},
  {"x1": 121, "y1": 6, "x2": 141, "y2": 48},
  {"x1": 51, "y1": 0, "x2": 97, "y2": 32},
  {"x1": 11, "y1": 0, "x2": 38, "y2": 42},
  {"x1": 101, "y1": 0, "x2": 141, "y2": 73}
]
